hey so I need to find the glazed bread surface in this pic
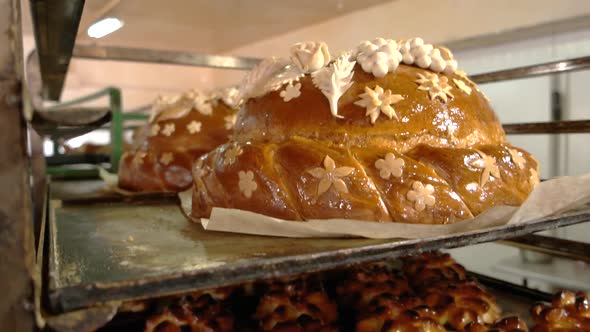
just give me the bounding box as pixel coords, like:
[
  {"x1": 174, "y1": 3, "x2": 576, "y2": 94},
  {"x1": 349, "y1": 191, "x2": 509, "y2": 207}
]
[
  {"x1": 119, "y1": 89, "x2": 238, "y2": 192},
  {"x1": 191, "y1": 38, "x2": 539, "y2": 223}
]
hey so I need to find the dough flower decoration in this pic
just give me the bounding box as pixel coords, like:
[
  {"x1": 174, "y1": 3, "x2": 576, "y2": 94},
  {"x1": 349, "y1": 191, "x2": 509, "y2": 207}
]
[
  {"x1": 355, "y1": 38, "x2": 402, "y2": 78},
  {"x1": 187, "y1": 121, "x2": 202, "y2": 134},
  {"x1": 312, "y1": 54, "x2": 356, "y2": 118},
  {"x1": 132, "y1": 151, "x2": 147, "y2": 166},
  {"x1": 469, "y1": 151, "x2": 501, "y2": 187},
  {"x1": 308, "y1": 155, "x2": 355, "y2": 196},
  {"x1": 400, "y1": 37, "x2": 433, "y2": 69},
  {"x1": 223, "y1": 145, "x2": 243, "y2": 166},
  {"x1": 290, "y1": 41, "x2": 331, "y2": 73},
  {"x1": 221, "y1": 87, "x2": 240, "y2": 108},
  {"x1": 399, "y1": 38, "x2": 457, "y2": 74},
  {"x1": 150, "y1": 123, "x2": 160, "y2": 136},
  {"x1": 456, "y1": 70, "x2": 490, "y2": 101},
  {"x1": 192, "y1": 93, "x2": 213, "y2": 116},
  {"x1": 149, "y1": 95, "x2": 179, "y2": 122},
  {"x1": 407, "y1": 181, "x2": 436, "y2": 211},
  {"x1": 238, "y1": 170, "x2": 258, "y2": 198},
  {"x1": 161, "y1": 123, "x2": 176, "y2": 137},
  {"x1": 355, "y1": 85, "x2": 404, "y2": 124},
  {"x1": 415, "y1": 72, "x2": 454, "y2": 103},
  {"x1": 375, "y1": 153, "x2": 405, "y2": 179},
  {"x1": 159, "y1": 152, "x2": 174, "y2": 166},
  {"x1": 151, "y1": 93, "x2": 197, "y2": 122},
  {"x1": 452, "y1": 78, "x2": 472, "y2": 95},
  {"x1": 508, "y1": 148, "x2": 526, "y2": 169},
  {"x1": 455, "y1": 70, "x2": 477, "y2": 87},
  {"x1": 280, "y1": 82, "x2": 302, "y2": 102},
  {"x1": 224, "y1": 114, "x2": 237, "y2": 130}
]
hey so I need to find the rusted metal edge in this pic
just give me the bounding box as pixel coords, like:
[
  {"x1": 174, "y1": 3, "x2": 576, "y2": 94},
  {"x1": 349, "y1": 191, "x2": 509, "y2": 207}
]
[
  {"x1": 0, "y1": 1, "x2": 36, "y2": 330},
  {"x1": 59, "y1": 191, "x2": 180, "y2": 206},
  {"x1": 503, "y1": 120, "x2": 590, "y2": 134},
  {"x1": 471, "y1": 56, "x2": 590, "y2": 84},
  {"x1": 48, "y1": 192, "x2": 60, "y2": 298},
  {"x1": 33, "y1": 183, "x2": 49, "y2": 329},
  {"x1": 498, "y1": 234, "x2": 590, "y2": 263},
  {"x1": 48, "y1": 209, "x2": 590, "y2": 313}
]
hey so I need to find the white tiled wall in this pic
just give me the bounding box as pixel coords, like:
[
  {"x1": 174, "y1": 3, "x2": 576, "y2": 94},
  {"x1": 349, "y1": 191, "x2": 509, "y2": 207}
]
[{"x1": 449, "y1": 28, "x2": 590, "y2": 287}]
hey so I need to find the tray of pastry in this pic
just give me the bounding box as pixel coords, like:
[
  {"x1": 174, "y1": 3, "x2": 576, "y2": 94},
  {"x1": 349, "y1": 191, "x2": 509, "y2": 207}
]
[
  {"x1": 46, "y1": 196, "x2": 590, "y2": 314},
  {"x1": 77, "y1": 253, "x2": 586, "y2": 332}
]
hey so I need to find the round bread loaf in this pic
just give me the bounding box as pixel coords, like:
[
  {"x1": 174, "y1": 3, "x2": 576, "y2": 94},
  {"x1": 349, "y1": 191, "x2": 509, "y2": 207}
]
[
  {"x1": 119, "y1": 88, "x2": 239, "y2": 192},
  {"x1": 191, "y1": 38, "x2": 539, "y2": 223}
]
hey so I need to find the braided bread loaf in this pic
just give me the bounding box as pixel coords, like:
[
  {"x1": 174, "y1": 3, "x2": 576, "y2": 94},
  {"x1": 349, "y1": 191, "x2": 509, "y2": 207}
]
[
  {"x1": 402, "y1": 251, "x2": 501, "y2": 331},
  {"x1": 191, "y1": 38, "x2": 539, "y2": 223},
  {"x1": 144, "y1": 290, "x2": 236, "y2": 332},
  {"x1": 119, "y1": 88, "x2": 239, "y2": 192},
  {"x1": 336, "y1": 264, "x2": 415, "y2": 311},
  {"x1": 254, "y1": 276, "x2": 339, "y2": 331},
  {"x1": 401, "y1": 251, "x2": 467, "y2": 289},
  {"x1": 419, "y1": 279, "x2": 502, "y2": 331}
]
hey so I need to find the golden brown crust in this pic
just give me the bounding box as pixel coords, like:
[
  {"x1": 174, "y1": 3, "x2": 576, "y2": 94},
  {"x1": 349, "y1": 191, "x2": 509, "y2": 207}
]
[
  {"x1": 466, "y1": 316, "x2": 529, "y2": 332},
  {"x1": 401, "y1": 252, "x2": 501, "y2": 331},
  {"x1": 357, "y1": 307, "x2": 446, "y2": 332},
  {"x1": 254, "y1": 277, "x2": 339, "y2": 332},
  {"x1": 119, "y1": 97, "x2": 236, "y2": 192},
  {"x1": 336, "y1": 264, "x2": 415, "y2": 311},
  {"x1": 531, "y1": 290, "x2": 590, "y2": 332},
  {"x1": 401, "y1": 251, "x2": 467, "y2": 289},
  {"x1": 419, "y1": 279, "x2": 501, "y2": 330},
  {"x1": 191, "y1": 137, "x2": 537, "y2": 223},
  {"x1": 235, "y1": 64, "x2": 505, "y2": 153},
  {"x1": 119, "y1": 148, "x2": 197, "y2": 192},
  {"x1": 144, "y1": 292, "x2": 235, "y2": 332}
]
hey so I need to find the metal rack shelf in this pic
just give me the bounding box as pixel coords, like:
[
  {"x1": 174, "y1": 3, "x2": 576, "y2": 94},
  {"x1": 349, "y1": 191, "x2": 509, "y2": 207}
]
[
  {"x1": 46, "y1": 188, "x2": 590, "y2": 313},
  {"x1": 73, "y1": 44, "x2": 262, "y2": 70}
]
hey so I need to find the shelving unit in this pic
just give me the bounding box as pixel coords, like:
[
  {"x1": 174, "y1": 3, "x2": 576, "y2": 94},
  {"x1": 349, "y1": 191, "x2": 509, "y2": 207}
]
[
  {"x1": 0, "y1": 1, "x2": 589, "y2": 331},
  {"x1": 46, "y1": 197, "x2": 590, "y2": 313}
]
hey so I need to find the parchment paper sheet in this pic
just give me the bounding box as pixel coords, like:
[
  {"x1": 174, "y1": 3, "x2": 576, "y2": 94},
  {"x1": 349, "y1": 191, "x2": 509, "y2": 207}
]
[{"x1": 179, "y1": 173, "x2": 590, "y2": 239}]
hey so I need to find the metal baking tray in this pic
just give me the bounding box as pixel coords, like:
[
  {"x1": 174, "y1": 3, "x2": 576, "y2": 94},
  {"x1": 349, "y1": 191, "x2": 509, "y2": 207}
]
[
  {"x1": 44, "y1": 270, "x2": 552, "y2": 332},
  {"x1": 46, "y1": 189, "x2": 590, "y2": 313}
]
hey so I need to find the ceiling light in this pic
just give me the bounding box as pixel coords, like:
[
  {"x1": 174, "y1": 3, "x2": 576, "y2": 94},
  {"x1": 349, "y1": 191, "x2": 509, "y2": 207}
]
[{"x1": 87, "y1": 17, "x2": 124, "y2": 39}]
